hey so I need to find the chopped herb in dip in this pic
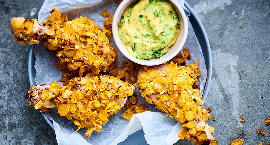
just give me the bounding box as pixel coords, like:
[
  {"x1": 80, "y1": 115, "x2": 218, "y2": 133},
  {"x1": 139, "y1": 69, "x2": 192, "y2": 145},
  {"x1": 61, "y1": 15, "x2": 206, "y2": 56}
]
[{"x1": 118, "y1": 0, "x2": 180, "y2": 60}]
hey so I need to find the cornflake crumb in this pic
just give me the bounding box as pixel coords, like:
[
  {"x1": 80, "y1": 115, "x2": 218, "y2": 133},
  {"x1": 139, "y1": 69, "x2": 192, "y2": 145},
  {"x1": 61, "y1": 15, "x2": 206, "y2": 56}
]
[
  {"x1": 244, "y1": 137, "x2": 247, "y2": 139},
  {"x1": 257, "y1": 129, "x2": 265, "y2": 136},
  {"x1": 122, "y1": 104, "x2": 148, "y2": 121},
  {"x1": 101, "y1": 9, "x2": 110, "y2": 18},
  {"x1": 103, "y1": 15, "x2": 114, "y2": 38},
  {"x1": 248, "y1": 105, "x2": 250, "y2": 107},
  {"x1": 259, "y1": 142, "x2": 262, "y2": 145},
  {"x1": 265, "y1": 118, "x2": 270, "y2": 125},
  {"x1": 212, "y1": 117, "x2": 216, "y2": 121},
  {"x1": 230, "y1": 138, "x2": 243, "y2": 145},
  {"x1": 240, "y1": 117, "x2": 245, "y2": 123}
]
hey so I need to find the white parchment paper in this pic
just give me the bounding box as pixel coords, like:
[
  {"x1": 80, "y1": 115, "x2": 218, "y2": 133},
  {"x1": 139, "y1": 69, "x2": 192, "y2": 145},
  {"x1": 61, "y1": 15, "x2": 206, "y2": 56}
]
[{"x1": 33, "y1": 0, "x2": 207, "y2": 144}]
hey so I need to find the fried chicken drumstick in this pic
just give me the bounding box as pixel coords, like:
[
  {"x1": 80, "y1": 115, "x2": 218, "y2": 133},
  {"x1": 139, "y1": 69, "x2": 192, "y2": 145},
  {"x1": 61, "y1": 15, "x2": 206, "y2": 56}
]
[
  {"x1": 11, "y1": 8, "x2": 117, "y2": 76},
  {"x1": 25, "y1": 75, "x2": 135, "y2": 138},
  {"x1": 137, "y1": 58, "x2": 218, "y2": 145}
]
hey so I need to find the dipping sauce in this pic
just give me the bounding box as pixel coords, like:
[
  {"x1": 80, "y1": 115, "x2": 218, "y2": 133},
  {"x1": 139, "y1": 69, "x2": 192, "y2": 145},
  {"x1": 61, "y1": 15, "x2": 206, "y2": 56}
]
[{"x1": 118, "y1": 0, "x2": 180, "y2": 60}]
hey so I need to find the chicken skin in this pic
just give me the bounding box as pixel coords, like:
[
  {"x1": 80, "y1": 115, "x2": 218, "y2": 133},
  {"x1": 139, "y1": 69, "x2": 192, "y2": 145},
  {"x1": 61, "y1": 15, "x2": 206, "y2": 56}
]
[
  {"x1": 137, "y1": 60, "x2": 218, "y2": 145},
  {"x1": 11, "y1": 8, "x2": 117, "y2": 77},
  {"x1": 25, "y1": 75, "x2": 135, "y2": 138}
]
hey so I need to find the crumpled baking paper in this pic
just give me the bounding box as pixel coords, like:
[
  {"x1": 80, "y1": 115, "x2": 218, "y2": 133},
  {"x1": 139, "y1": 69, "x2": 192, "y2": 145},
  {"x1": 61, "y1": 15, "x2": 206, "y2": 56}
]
[{"x1": 33, "y1": 0, "x2": 207, "y2": 144}]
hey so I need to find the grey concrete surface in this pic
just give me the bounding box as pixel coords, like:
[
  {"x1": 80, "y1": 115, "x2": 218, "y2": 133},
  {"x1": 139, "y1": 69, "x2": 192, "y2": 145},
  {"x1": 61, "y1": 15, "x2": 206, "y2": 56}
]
[{"x1": 0, "y1": 0, "x2": 269, "y2": 145}]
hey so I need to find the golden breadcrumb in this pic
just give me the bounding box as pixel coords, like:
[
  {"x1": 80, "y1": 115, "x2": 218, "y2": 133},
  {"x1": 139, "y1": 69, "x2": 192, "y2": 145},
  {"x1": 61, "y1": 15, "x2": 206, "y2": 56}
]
[
  {"x1": 121, "y1": 93, "x2": 148, "y2": 121},
  {"x1": 265, "y1": 118, "x2": 270, "y2": 125},
  {"x1": 257, "y1": 129, "x2": 265, "y2": 136},
  {"x1": 171, "y1": 48, "x2": 190, "y2": 66},
  {"x1": 11, "y1": 8, "x2": 117, "y2": 77},
  {"x1": 103, "y1": 15, "x2": 113, "y2": 38},
  {"x1": 109, "y1": 62, "x2": 137, "y2": 84},
  {"x1": 259, "y1": 142, "x2": 262, "y2": 145},
  {"x1": 212, "y1": 117, "x2": 216, "y2": 121},
  {"x1": 124, "y1": 95, "x2": 138, "y2": 108},
  {"x1": 101, "y1": 9, "x2": 110, "y2": 18},
  {"x1": 137, "y1": 56, "x2": 216, "y2": 144},
  {"x1": 230, "y1": 138, "x2": 243, "y2": 145},
  {"x1": 122, "y1": 104, "x2": 148, "y2": 121},
  {"x1": 25, "y1": 75, "x2": 135, "y2": 138},
  {"x1": 240, "y1": 117, "x2": 245, "y2": 123}
]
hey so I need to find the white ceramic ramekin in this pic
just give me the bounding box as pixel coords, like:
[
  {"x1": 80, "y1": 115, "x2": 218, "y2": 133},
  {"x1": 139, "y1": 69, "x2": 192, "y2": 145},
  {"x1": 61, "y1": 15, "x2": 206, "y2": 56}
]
[{"x1": 112, "y1": 0, "x2": 188, "y2": 66}]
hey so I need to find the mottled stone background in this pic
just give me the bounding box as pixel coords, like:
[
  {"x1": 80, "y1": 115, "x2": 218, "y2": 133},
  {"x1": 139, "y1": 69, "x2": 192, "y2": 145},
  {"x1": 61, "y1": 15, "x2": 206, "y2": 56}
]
[{"x1": 0, "y1": 0, "x2": 269, "y2": 144}]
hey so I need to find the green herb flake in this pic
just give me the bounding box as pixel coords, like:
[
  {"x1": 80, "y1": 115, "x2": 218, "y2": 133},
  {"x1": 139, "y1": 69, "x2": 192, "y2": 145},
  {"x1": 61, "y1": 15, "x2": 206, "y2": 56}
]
[
  {"x1": 126, "y1": 7, "x2": 132, "y2": 17},
  {"x1": 152, "y1": 48, "x2": 164, "y2": 59},
  {"x1": 133, "y1": 43, "x2": 136, "y2": 51},
  {"x1": 154, "y1": 10, "x2": 160, "y2": 17},
  {"x1": 176, "y1": 23, "x2": 181, "y2": 28}
]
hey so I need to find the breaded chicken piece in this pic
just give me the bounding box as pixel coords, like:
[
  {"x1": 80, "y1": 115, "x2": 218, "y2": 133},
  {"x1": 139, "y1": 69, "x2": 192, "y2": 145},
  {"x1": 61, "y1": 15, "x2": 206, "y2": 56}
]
[
  {"x1": 25, "y1": 75, "x2": 135, "y2": 138},
  {"x1": 11, "y1": 8, "x2": 117, "y2": 77},
  {"x1": 137, "y1": 61, "x2": 217, "y2": 145}
]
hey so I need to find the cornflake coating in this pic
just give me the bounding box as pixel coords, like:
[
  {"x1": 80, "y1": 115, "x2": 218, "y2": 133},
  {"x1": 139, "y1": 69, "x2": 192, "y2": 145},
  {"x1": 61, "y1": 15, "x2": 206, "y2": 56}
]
[
  {"x1": 109, "y1": 62, "x2": 137, "y2": 84},
  {"x1": 122, "y1": 104, "x2": 148, "y2": 121},
  {"x1": 103, "y1": 15, "x2": 114, "y2": 38},
  {"x1": 25, "y1": 75, "x2": 135, "y2": 138},
  {"x1": 265, "y1": 118, "x2": 270, "y2": 125},
  {"x1": 11, "y1": 8, "x2": 117, "y2": 77},
  {"x1": 101, "y1": 9, "x2": 110, "y2": 18},
  {"x1": 171, "y1": 48, "x2": 191, "y2": 66},
  {"x1": 230, "y1": 138, "x2": 243, "y2": 145},
  {"x1": 137, "y1": 59, "x2": 216, "y2": 144}
]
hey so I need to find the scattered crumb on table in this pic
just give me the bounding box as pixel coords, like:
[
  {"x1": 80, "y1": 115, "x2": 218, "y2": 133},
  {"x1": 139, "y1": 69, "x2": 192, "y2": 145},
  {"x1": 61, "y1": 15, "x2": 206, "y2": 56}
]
[
  {"x1": 240, "y1": 117, "x2": 245, "y2": 123},
  {"x1": 230, "y1": 138, "x2": 243, "y2": 145},
  {"x1": 257, "y1": 129, "x2": 265, "y2": 136}
]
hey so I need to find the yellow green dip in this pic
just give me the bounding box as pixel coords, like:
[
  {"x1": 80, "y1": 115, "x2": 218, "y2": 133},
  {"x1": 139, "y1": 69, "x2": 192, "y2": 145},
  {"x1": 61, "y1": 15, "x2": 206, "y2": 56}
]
[{"x1": 118, "y1": 0, "x2": 180, "y2": 60}]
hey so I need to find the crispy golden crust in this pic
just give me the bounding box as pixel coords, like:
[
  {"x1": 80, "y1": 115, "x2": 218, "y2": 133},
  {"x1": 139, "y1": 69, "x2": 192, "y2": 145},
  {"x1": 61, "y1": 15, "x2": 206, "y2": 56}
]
[
  {"x1": 11, "y1": 8, "x2": 117, "y2": 77},
  {"x1": 109, "y1": 62, "x2": 137, "y2": 84},
  {"x1": 122, "y1": 104, "x2": 148, "y2": 121},
  {"x1": 26, "y1": 75, "x2": 135, "y2": 138},
  {"x1": 137, "y1": 60, "x2": 216, "y2": 144}
]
